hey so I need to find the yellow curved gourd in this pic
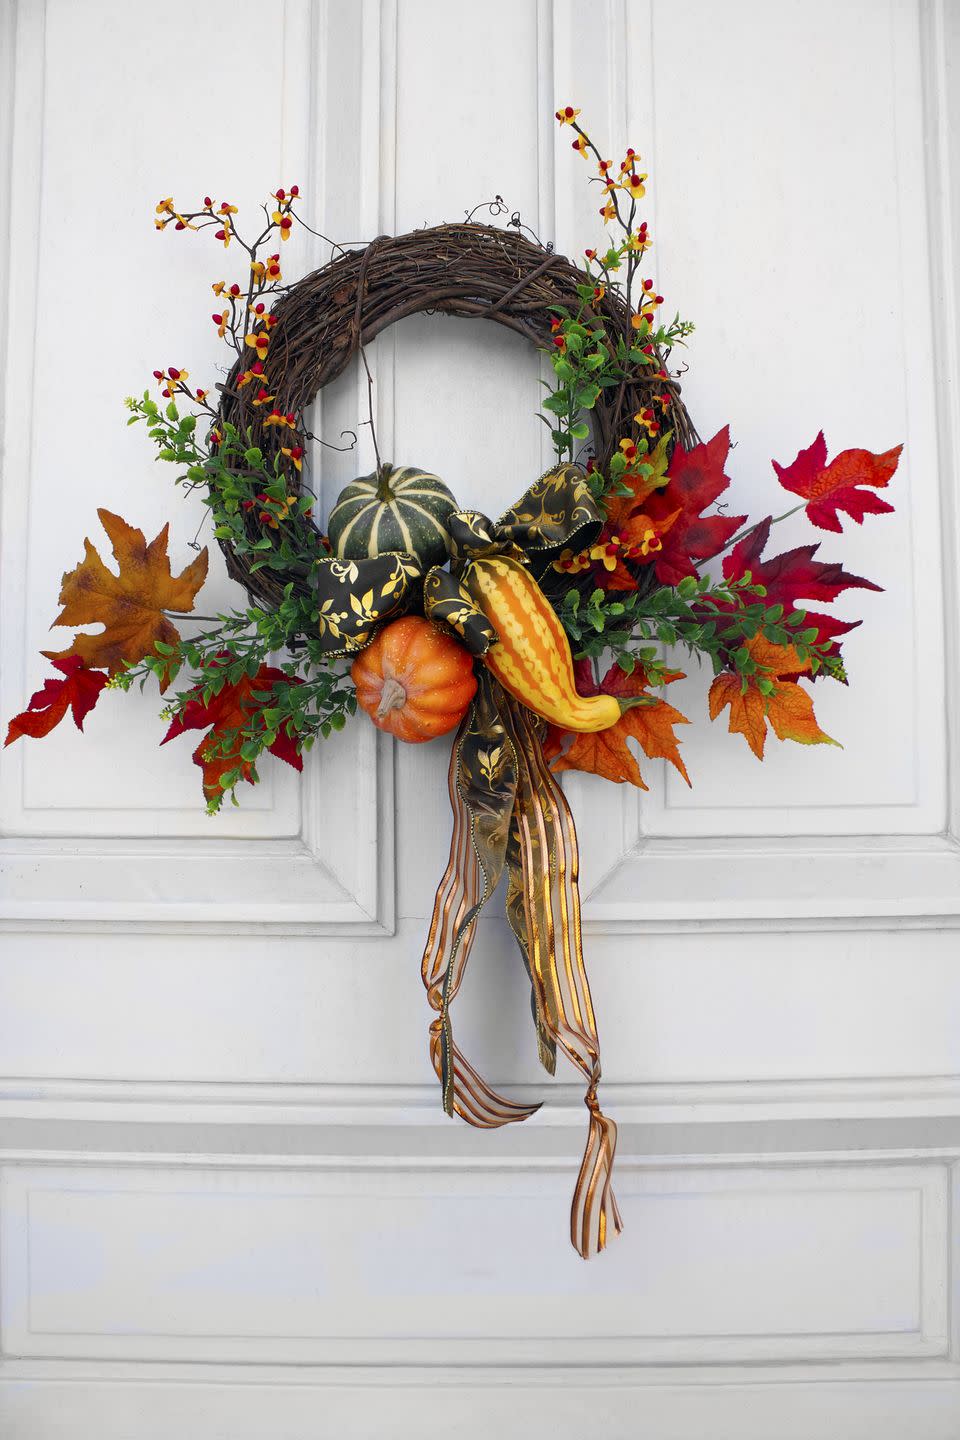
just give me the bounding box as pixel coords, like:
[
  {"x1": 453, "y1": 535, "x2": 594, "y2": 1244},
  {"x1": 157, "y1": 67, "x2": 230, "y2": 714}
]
[{"x1": 462, "y1": 554, "x2": 622, "y2": 733}]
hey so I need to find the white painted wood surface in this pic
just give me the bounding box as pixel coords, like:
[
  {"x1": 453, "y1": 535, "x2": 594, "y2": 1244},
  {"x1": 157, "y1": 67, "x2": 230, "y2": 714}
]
[{"x1": 1, "y1": 0, "x2": 959, "y2": 1434}]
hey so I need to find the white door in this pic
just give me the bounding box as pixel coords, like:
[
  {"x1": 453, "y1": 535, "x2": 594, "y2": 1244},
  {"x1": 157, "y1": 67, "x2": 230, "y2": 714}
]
[{"x1": 2, "y1": 1, "x2": 959, "y2": 1435}]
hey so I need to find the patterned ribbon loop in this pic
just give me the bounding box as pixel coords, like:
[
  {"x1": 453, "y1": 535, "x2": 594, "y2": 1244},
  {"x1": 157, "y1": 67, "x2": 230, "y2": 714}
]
[
  {"x1": 422, "y1": 667, "x2": 622, "y2": 1260},
  {"x1": 314, "y1": 551, "x2": 423, "y2": 657},
  {"x1": 496, "y1": 462, "x2": 604, "y2": 576},
  {"x1": 423, "y1": 566, "x2": 498, "y2": 656}
]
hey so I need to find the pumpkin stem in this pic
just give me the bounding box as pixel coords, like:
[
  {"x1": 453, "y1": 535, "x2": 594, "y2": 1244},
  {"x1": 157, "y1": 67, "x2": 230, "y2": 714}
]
[
  {"x1": 375, "y1": 462, "x2": 395, "y2": 502},
  {"x1": 377, "y1": 674, "x2": 407, "y2": 718}
]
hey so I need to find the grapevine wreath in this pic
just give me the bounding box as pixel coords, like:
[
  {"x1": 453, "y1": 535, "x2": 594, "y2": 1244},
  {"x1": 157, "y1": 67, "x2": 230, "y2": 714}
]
[{"x1": 8, "y1": 110, "x2": 903, "y2": 1259}]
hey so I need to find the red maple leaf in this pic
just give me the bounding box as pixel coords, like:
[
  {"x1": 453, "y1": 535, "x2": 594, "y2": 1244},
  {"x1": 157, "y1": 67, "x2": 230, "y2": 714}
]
[
  {"x1": 723, "y1": 517, "x2": 882, "y2": 606},
  {"x1": 162, "y1": 660, "x2": 303, "y2": 803},
  {"x1": 589, "y1": 507, "x2": 681, "y2": 592},
  {"x1": 5, "y1": 655, "x2": 108, "y2": 746},
  {"x1": 772, "y1": 432, "x2": 901, "y2": 532},
  {"x1": 721, "y1": 515, "x2": 881, "y2": 667},
  {"x1": 644, "y1": 427, "x2": 747, "y2": 584}
]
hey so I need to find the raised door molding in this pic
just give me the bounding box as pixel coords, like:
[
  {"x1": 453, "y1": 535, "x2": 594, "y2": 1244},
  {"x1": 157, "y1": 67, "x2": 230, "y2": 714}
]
[
  {"x1": 547, "y1": 0, "x2": 960, "y2": 928},
  {"x1": 0, "y1": 1158, "x2": 950, "y2": 1367},
  {"x1": 0, "y1": 0, "x2": 395, "y2": 934}
]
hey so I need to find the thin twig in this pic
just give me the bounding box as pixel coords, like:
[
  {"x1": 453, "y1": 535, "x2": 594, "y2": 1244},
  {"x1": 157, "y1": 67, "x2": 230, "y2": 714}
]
[{"x1": 357, "y1": 343, "x2": 383, "y2": 478}]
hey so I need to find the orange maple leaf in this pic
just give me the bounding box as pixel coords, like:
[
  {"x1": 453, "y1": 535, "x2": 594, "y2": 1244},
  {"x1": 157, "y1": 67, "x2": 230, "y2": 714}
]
[
  {"x1": 602, "y1": 431, "x2": 672, "y2": 533},
  {"x1": 44, "y1": 509, "x2": 208, "y2": 688},
  {"x1": 708, "y1": 634, "x2": 840, "y2": 760},
  {"x1": 548, "y1": 660, "x2": 691, "y2": 789}
]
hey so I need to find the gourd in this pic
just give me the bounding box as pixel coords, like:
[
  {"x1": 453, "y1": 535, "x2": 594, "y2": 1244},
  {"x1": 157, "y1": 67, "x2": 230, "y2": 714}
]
[
  {"x1": 463, "y1": 555, "x2": 625, "y2": 733},
  {"x1": 351, "y1": 616, "x2": 477, "y2": 744},
  {"x1": 327, "y1": 463, "x2": 458, "y2": 568}
]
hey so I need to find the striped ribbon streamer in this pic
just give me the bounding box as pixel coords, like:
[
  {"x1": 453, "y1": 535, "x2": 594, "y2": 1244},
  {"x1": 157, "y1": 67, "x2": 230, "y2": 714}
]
[
  {"x1": 421, "y1": 673, "x2": 621, "y2": 1258},
  {"x1": 421, "y1": 676, "x2": 540, "y2": 1128},
  {"x1": 502, "y1": 697, "x2": 622, "y2": 1258}
]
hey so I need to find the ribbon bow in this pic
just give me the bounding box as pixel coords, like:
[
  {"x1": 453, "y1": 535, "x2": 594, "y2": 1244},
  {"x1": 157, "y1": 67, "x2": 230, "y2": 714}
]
[
  {"x1": 423, "y1": 462, "x2": 603, "y2": 655},
  {"x1": 420, "y1": 466, "x2": 622, "y2": 1259}
]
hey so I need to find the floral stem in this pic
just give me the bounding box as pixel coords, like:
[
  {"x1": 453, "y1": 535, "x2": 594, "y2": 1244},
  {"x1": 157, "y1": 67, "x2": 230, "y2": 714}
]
[{"x1": 719, "y1": 503, "x2": 805, "y2": 555}]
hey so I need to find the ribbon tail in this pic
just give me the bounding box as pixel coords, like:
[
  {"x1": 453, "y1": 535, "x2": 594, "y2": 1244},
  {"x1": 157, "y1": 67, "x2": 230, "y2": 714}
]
[
  {"x1": 502, "y1": 697, "x2": 622, "y2": 1259},
  {"x1": 421, "y1": 719, "x2": 480, "y2": 1117},
  {"x1": 573, "y1": 1094, "x2": 623, "y2": 1258},
  {"x1": 421, "y1": 676, "x2": 538, "y2": 1128},
  {"x1": 428, "y1": 1018, "x2": 539, "y2": 1128},
  {"x1": 506, "y1": 823, "x2": 557, "y2": 1076}
]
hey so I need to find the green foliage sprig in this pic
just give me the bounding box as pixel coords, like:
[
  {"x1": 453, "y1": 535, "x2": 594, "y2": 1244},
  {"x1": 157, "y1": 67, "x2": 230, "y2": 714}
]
[{"x1": 559, "y1": 574, "x2": 847, "y2": 689}]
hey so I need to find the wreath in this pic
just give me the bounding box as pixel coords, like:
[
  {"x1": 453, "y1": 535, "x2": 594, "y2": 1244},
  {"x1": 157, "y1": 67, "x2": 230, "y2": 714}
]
[{"x1": 7, "y1": 108, "x2": 902, "y2": 1259}]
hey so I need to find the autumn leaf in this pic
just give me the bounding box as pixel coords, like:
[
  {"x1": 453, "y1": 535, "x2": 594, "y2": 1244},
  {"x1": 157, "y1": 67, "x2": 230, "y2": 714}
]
[
  {"x1": 5, "y1": 655, "x2": 108, "y2": 746},
  {"x1": 603, "y1": 431, "x2": 672, "y2": 533},
  {"x1": 548, "y1": 660, "x2": 690, "y2": 789},
  {"x1": 772, "y1": 432, "x2": 901, "y2": 532},
  {"x1": 721, "y1": 514, "x2": 881, "y2": 666},
  {"x1": 45, "y1": 508, "x2": 208, "y2": 687},
  {"x1": 644, "y1": 426, "x2": 747, "y2": 584},
  {"x1": 162, "y1": 661, "x2": 303, "y2": 804},
  {"x1": 708, "y1": 634, "x2": 840, "y2": 760},
  {"x1": 723, "y1": 516, "x2": 882, "y2": 607}
]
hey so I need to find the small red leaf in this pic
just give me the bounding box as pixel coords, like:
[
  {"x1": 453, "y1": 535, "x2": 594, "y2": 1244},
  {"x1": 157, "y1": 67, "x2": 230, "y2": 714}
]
[
  {"x1": 772, "y1": 432, "x2": 901, "y2": 532},
  {"x1": 5, "y1": 656, "x2": 108, "y2": 746}
]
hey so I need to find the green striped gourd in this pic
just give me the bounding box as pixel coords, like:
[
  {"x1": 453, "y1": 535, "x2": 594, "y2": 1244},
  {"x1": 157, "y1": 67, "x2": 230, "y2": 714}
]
[{"x1": 327, "y1": 463, "x2": 457, "y2": 568}]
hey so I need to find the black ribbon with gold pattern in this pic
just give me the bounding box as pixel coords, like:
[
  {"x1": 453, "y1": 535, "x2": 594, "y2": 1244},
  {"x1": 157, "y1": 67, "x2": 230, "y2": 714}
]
[{"x1": 313, "y1": 552, "x2": 423, "y2": 657}]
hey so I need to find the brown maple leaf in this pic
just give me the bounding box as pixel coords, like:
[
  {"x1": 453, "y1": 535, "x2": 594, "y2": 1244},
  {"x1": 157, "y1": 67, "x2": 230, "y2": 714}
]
[
  {"x1": 708, "y1": 634, "x2": 840, "y2": 760},
  {"x1": 548, "y1": 660, "x2": 691, "y2": 789},
  {"x1": 45, "y1": 509, "x2": 208, "y2": 688}
]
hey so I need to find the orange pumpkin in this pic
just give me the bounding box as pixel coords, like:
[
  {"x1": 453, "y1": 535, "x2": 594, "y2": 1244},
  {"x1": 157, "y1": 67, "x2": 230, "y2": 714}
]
[{"x1": 350, "y1": 616, "x2": 477, "y2": 743}]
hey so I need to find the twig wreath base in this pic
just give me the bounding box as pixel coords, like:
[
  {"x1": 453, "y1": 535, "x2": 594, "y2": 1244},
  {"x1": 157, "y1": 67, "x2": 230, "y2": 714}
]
[{"x1": 217, "y1": 222, "x2": 698, "y2": 611}]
